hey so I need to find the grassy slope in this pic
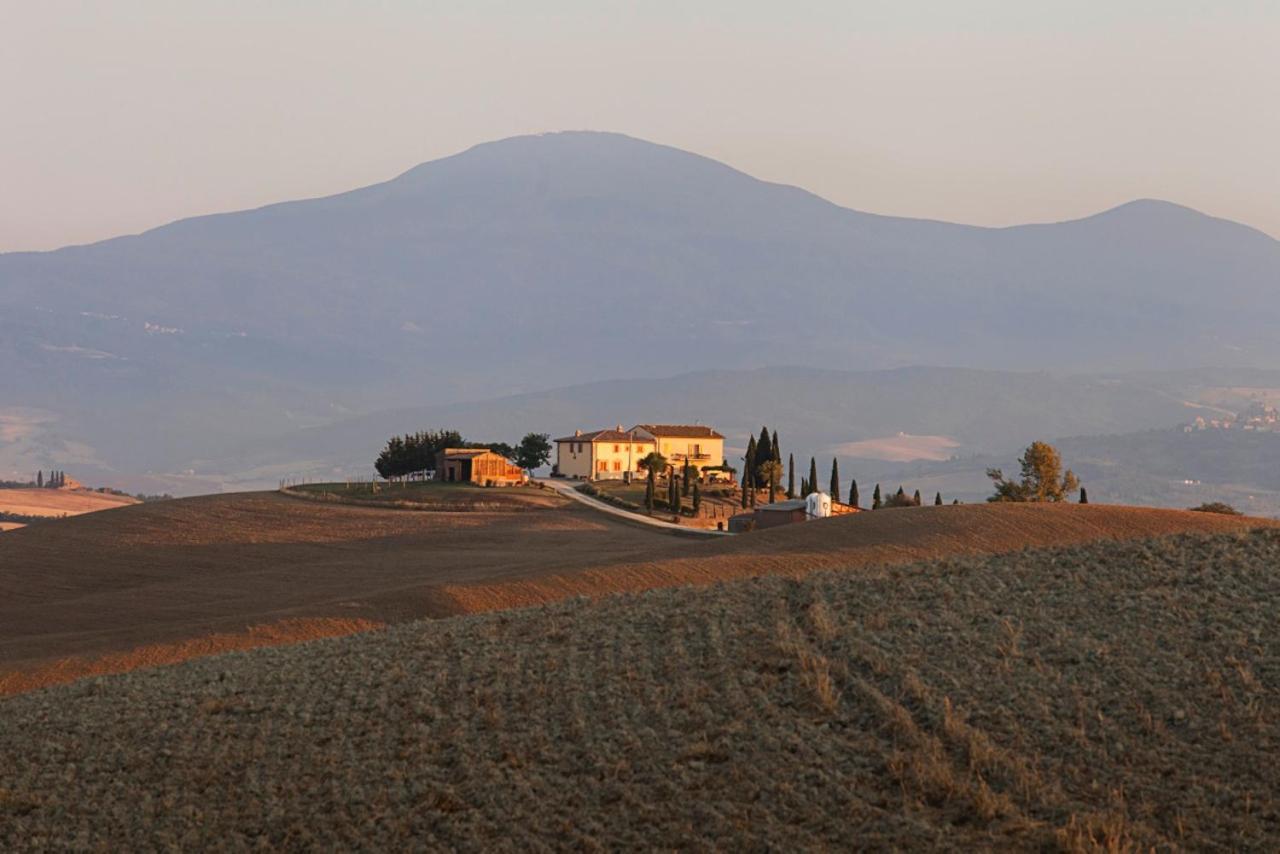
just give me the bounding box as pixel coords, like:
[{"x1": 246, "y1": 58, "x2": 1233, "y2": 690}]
[{"x1": 3, "y1": 529, "x2": 1279, "y2": 849}]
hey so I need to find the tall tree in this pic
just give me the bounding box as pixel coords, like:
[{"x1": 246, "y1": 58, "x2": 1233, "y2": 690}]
[
  {"x1": 872, "y1": 484, "x2": 882, "y2": 510},
  {"x1": 850, "y1": 479, "x2": 860, "y2": 509},
  {"x1": 787, "y1": 454, "x2": 796, "y2": 499},
  {"x1": 1079, "y1": 486, "x2": 1089, "y2": 504},
  {"x1": 760, "y1": 460, "x2": 783, "y2": 504},
  {"x1": 514, "y1": 433, "x2": 552, "y2": 472},
  {"x1": 987, "y1": 441, "x2": 1080, "y2": 503},
  {"x1": 741, "y1": 467, "x2": 751, "y2": 509},
  {"x1": 935, "y1": 491, "x2": 943, "y2": 506},
  {"x1": 692, "y1": 481, "x2": 701, "y2": 513},
  {"x1": 771, "y1": 430, "x2": 781, "y2": 463},
  {"x1": 744, "y1": 435, "x2": 758, "y2": 484},
  {"x1": 36, "y1": 471, "x2": 43, "y2": 489},
  {"x1": 808, "y1": 457, "x2": 819, "y2": 497},
  {"x1": 829, "y1": 458, "x2": 841, "y2": 504},
  {"x1": 682, "y1": 461, "x2": 696, "y2": 496},
  {"x1": 756, "y1": 427, "x2": 773, "y2": 476},
  {"x1": 913, "y1": 489, "x2": 922, "y2": 506}
]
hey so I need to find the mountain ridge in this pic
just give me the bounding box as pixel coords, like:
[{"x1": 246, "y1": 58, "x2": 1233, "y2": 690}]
[{"x1": 3, "y1": 131, "x2": 1279, "y2": 488}]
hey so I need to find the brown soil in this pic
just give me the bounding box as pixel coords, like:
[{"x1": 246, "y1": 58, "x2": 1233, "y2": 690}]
[
  {"x1": 0, "y1": 493, "x2": 1271, "y2": 694},
  {"x1": 3, "y1": 529, "x2": 1279, "y2": 849}
]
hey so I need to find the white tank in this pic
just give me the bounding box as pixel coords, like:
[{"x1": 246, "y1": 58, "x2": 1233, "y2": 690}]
[{"x1": 806, "y1": 491, "x2": 832, "y2": 519}]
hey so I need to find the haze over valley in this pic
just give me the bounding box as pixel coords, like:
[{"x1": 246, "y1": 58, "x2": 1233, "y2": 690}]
[{"x1": 5, "y1": 133, "x2": 1280, "y2": 501}]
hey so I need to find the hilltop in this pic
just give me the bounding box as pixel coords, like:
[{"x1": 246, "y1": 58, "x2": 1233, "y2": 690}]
[
  {"x1": 3, "y1": 528, "x2": 1279, "y2": 848},
  {"x1": 4, "y1": 131, "x2": 1280, "y2": 487},
  {"x1": 0, "y1": 491, "x2": 1270, "y2": 693}
]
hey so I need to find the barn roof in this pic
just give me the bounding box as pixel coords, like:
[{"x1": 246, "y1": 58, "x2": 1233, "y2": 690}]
[{"x1": 439, "y1": 448, "x2": 501, "y2": 459}]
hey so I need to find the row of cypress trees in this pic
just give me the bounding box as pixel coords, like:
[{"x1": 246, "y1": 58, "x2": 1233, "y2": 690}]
[{"x1": 34, "y1": 470, "x2": 67, "y2": 489}]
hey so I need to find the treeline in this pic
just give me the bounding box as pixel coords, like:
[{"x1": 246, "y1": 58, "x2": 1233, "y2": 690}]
[
  {"x1": 1, "y1": 471, "x2": 69, "y2": 490},
  {"x1": 374, "y1": 430, "x2": 552, "y2": 480}
]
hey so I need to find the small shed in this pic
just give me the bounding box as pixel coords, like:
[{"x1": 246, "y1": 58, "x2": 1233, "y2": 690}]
[{"x1": 436, "y1": 449, "x2": 527, "y2": 486}]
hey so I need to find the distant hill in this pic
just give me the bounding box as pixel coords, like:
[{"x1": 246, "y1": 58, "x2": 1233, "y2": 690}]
[
  {"x1": 857, "y1": 424, "x2": 1280, "y2": 518},
  {"x1": 3, "y1": 131, "x2": 1279, "y2": 487}
]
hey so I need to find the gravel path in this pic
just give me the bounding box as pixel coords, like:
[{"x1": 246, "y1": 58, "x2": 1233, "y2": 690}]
[{"x1": 4, "y1": 529, "x2": 1280, "y2": 849}]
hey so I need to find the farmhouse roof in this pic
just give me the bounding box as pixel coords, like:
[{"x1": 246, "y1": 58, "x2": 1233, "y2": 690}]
[
  {"x1": 554, "y1": 429, "x2": 656, "y2": 444},
  {"x1": 632, "y1": 424, "x2": 724, "y2": 439}
]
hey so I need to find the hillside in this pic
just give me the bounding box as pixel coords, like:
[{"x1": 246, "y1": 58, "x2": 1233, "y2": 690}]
[
  {"x1": 0, "y1": 488, "x2": 137, "y2": 519},
  {"x1": 3, "y1": 131, "x2": 1280, "y2": 488},
  {"x1": 4, "y1": 528, "x2": 1279, "y2": 848},
  {"x1": 1, "y1": 492, "x2": 1270, "y2": 693}
]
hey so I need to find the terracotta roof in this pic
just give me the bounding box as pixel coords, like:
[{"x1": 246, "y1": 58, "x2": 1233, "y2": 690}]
[
  {"x1": 439, "y1": 448, "x2": 501, "y2": 459},
  {"x1": 554, "y1": 429, "x2": 656, "y2": 444},
  {"x1": 632, "y1": 424, "x2": 724, "y2": 439}
]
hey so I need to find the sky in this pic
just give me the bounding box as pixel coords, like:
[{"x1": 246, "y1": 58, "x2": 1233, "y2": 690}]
[{"x1": 2, "y1": 0, "x2": 1278, "y2": 252}]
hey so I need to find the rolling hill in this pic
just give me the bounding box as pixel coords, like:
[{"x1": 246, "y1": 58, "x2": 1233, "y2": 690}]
[
  {"x1": 4, "y1": 526, "x2": 1280, "y2": 848},
  {"x1": 1, "y1": 490, "x2": 1271, "y2": 694},
  {"x1": 3, "y1": 131, "x2": 1280, "y2": 489}
]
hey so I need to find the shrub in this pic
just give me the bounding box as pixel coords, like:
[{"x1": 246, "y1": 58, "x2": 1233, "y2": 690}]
[{"x1": 1190, "y1": 502, "x2": 1242, "y2": 516}]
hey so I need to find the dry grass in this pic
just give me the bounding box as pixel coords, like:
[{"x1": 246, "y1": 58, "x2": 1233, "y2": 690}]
[
  {"x1": 0, "y1": 488, "x2": 137, "y2": 518},
  {"x1": 3, "y1": 528, "x2": 1280, "y2": 849}
]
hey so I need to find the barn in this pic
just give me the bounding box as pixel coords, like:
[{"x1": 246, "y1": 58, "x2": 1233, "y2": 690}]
[{"x1": 435, "y1": 449, "x2": 527, "y2": 486}]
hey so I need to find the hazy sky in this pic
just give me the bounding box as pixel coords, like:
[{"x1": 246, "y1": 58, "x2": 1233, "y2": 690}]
[{"x1": 3, "y1": 1, "x2": 1278, "y2": 252}]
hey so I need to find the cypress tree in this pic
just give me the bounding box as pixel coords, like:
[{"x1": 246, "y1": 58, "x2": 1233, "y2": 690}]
[
  {"x1": 670, "y1": 474, "x2": 679, "y2": 513},
  {"x1": 769, "y1": 463, "x2": 778, "y2": 504},
  {"x1": 829, "y1": 458, "x2": 841, "y2": 504},
  {"x1": 756, "y1": 428, "x2": 772, "y2": 474},
  {"x1": 741, "y1": 468, "x2": 750, "y2": 508},
  {"x1": 36, "y1": 471, "x2": 43, "y2": 488},
  {"x1": 771, "y1": 430, "x2": 781, "y2": 463},
  {"x1": 744, "y1": 435, "x2": 758, "y2": 482},
  {"x1": 935, "y1": 491, "x2": 943, "y2": 506},
  {"x1": 692, "y1": 481, "x2": 701, "y2": 513},
  {"x1": 850, "y1": 479, "x2": 860, "y2": 509},
  {"x1": 808, "y1": 457, "x2": 819, "y2": 497},
  {"x1": 787, "y1": 454, "x2": 795, "y2": 499},
  {"x1": 1079, "y1": 486, "x2": 1089, "y2": 504},
  {"x1": 913, "y1": 489, "x2": 922, "y2": 506},
  {"x1": 873, "y1": 484, "x2": 882, "y2": 509},
  {"x1": 682, "y1": 462, "x2": 693, "y2": 496}
]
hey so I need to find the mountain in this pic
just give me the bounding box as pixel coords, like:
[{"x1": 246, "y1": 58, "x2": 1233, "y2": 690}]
[{"x1": 3, "y1": 131, "x2": 1279, "y2": 487}]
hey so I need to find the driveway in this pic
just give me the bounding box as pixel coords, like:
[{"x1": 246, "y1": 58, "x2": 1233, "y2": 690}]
[{"x1": 535, "y1": 478, "x2": 732, "y2": 537}]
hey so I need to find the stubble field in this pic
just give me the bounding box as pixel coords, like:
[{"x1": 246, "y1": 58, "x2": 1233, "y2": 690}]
[
  {"x1": 0, "y1": 490, "x2": 1272, "y2": 694},
  {"x1": 3, "y1": 529, "x2": 1279, "y2": 849}
]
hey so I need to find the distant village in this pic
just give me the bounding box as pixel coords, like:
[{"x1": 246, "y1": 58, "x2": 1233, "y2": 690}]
[{"x1": 1184, "y1": 402, "x2": 1280, "y2": 433}]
